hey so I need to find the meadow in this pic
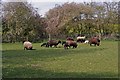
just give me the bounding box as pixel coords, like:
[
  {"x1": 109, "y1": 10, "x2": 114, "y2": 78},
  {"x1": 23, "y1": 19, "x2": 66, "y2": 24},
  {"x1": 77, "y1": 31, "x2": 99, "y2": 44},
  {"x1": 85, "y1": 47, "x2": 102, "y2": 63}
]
[{"x1": 2, "y1": 40, "x2": 118, "y2": 78}]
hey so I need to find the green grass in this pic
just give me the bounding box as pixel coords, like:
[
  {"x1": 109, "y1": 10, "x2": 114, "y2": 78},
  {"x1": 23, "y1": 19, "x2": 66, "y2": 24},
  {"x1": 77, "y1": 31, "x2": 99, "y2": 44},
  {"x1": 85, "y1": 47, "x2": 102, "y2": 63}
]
[{"x1": 2, "y1": 41, "x2": 118, "y2": 78}]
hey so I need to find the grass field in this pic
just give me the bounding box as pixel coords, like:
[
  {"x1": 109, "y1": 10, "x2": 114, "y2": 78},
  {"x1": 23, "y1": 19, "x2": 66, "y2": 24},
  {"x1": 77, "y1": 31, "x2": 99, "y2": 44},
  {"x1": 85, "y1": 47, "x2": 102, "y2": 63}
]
[{"x1": 2, "y1": 41, "x2": 118, "y2": 78}]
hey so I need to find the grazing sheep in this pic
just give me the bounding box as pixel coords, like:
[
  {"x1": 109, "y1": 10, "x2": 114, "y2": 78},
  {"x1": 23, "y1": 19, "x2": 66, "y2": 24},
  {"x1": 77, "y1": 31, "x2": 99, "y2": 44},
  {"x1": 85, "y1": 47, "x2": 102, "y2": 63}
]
[
  {"x1": 41, "y1": 42, "x2": 49, "y2": 47},
  {"x1": 47, "y1": 40, "x2": 61, "y2": 47},
  {"x1": 64, "y1": 40, "x2": 77, "y2": 49},
  {"x1": 62, "y1": 41, "x2": 66, "y2": 45},
  {"x1": 64, "y1": 43, "x2": 70, "y2": 49},
  {"x1": 84, "y1": 40, "x2": 89, "y2": 44},
  {"x1": 23, "y1": 41, "x2": 33, "y2": 50},
  {"x1": 89, "y1": 37, "x2": 100, "y2": 46},
  {"x1": 66, "y1": 37, "x2": 74, "y2": 41},
  {"x1": 77, "y1": 36, "x2": 85, "y2": 43}
]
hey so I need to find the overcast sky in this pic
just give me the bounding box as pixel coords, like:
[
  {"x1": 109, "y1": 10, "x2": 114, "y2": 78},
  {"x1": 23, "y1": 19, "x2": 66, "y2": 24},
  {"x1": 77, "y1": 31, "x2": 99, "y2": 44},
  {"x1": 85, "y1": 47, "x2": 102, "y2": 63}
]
[
  {"x1": 30, "y1": 2, "x2": 64, "y2": 17},
  {"x1": 2, "y1": 0, "x2": 119, "y2": 16}
]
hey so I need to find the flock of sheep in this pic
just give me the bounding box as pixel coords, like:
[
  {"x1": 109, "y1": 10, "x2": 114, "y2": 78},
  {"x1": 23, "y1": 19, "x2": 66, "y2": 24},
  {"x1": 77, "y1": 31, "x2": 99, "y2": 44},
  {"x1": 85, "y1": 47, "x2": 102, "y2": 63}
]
[{"x1": 23, "y1": 36, "x2": 100, "y2": 50}]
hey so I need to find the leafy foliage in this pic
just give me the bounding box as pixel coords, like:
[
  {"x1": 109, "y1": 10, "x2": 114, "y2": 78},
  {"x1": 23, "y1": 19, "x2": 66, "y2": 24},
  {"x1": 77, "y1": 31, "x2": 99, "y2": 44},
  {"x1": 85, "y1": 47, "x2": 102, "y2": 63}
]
[
  {"x1": 1, "y1": 2, "x2": 119, "y2": 42},
  {"x1": 2, "y1": 2, "x2": 46, "y2": 42},
  {"x1": 45, "y1": 2, "x2": 118, "y2": 39}
]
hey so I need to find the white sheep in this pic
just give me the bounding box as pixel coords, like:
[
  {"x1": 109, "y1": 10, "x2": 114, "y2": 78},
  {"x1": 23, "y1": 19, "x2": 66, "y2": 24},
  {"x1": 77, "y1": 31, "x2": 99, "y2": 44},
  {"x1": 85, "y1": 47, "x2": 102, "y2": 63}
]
[
  {"x1": 23, "y1": 41, "x2": 33, "y2": 50},
  {"x1": 77, "y1": 36, "x2": 85, "y2": 40},
  {"x1": 84, "y1": 40, "x2": 89, "y2": 43}
]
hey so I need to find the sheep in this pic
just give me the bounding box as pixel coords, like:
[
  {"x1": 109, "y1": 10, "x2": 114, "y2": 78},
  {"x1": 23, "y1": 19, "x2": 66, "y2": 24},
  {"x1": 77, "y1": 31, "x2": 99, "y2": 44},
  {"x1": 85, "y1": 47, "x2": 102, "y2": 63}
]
[
  {"x1": 77, "y1": 36, "x2": 85, "y2": 43},
  {"x1": 66, "y1": 37, "x2": 74, "y2": 41},
  {"x1": 23, "y1": 41, "x2": 33, "y2": 50},
  {"x1": 47, "y1": 40, "x2": 61, "y2": 47},
  {"x1": 41, "y1": 42, "x2": 49, "y2": 47},
  {"x1": 89, "y1": 37, "x2": 100, "y2": 46},
  {"x1": 84, "y1": 40, "x2": 89, "y2": 44},
  {"x1": 64, "y1": 40, "x2": 77, "y2": 49},
  {"x1": 62, "y1": 41, "x2": 66, "y2": 45},
  {"x1": 64, "y1": 43, "x2": 70, "y2": 49}
]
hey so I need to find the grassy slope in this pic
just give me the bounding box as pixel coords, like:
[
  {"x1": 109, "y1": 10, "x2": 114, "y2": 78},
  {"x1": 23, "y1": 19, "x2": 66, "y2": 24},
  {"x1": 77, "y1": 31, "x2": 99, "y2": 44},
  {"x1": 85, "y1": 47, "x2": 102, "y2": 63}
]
[{"x1": 2, "y1": 41, "x2": 118, "y2": 78}]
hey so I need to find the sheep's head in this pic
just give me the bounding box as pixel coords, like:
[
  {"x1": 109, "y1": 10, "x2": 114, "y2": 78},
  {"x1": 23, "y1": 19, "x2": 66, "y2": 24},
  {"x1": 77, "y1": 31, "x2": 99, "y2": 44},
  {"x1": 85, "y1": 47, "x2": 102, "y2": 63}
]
[{"x1": 58, "y1": 40, "x2": 61, "y2": 44}]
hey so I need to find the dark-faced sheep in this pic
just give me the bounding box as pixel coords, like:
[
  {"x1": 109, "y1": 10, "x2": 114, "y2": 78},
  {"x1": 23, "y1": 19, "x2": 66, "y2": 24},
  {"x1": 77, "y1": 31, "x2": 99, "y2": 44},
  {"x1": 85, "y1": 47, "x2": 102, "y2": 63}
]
[
  {"x1": 66, "y1": 37, "x2": 74, "y2": 41},
  {"x1": 77, "y1": 36, "x2": 85, "y2": 43},
  {"x1": 47, "y1": 40, "x2": 61, "y2": 47},
  {"x1": 89, "y1": 37, "x2": 100, "y2": 46},
  {"x1": 41, "y1": 42, "x2": 49, "y2": 47},
  {"x1": 23, "y1": 41, "x2": 33, "y2": 50},
  {"x1": 64, "y1": 40, "x2": 77, "y2": 49},
  {"x1": 62, "y1": 41, "x2": 66, "y2": 45}
]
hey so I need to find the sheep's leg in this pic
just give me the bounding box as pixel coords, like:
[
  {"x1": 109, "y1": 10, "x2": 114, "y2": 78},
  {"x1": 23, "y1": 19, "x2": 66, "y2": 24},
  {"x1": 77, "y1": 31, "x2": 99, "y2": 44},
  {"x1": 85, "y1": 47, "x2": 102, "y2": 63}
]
[
  {"x1": 72, "y1": 46, "x2": 74, "y2": 48},
  {"x1": 55, "y1": 45, "x2": 57, "y2": 48},
  {"x1": 64, "y1": 45, "x2": 67, "y2": 49},
  {"x1": 64, "y1": 46, "x2": 68, "y2": 49},
  {"x1": 90, "y1": 43, "x2": 92, "y2": 46},
  {"x1": 97, "y1": 43, "x2": 100, "y2": 46},
  {"x1": 66, "y1": 47, "x2": 68, "y2": 49},
  {"x1": 94, "y1": 43, "x2": 96, "y2": 46},
  {"x1": 46, "y1": 44, "x2": 49, "y2": 47},
  {"x1": 24, "y1": 47, "x2": 25, "y2": 50},
  {"x1": 50, "y1": 45, "x2": 52, "y2": 47}
]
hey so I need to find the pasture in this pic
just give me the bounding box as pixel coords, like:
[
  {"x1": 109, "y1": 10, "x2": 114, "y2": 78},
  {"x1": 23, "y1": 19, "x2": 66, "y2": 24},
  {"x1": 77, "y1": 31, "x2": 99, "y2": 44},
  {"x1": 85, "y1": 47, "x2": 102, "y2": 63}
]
[{"x1": 2, "y1": 41, "x2": 118, "y2": 78}]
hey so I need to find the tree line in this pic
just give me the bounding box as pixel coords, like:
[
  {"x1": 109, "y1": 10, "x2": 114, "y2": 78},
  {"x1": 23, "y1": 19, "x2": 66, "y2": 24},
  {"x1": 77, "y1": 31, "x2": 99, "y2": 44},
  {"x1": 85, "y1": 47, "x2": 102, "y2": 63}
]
[{"x1": 1, "y1": 1, "x2": 119, "y2": 43}]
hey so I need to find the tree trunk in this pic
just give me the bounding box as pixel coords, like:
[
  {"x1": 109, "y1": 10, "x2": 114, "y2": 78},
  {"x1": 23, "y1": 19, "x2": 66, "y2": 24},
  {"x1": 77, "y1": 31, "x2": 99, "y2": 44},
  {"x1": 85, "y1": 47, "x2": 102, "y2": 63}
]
[
  {"x1": 26, "y1": 36, "x2": 28, "y2": 41},
  {"x1": 48, "y1": 34, "x2": 52, "y2": 40},
  {"x1": 98, "y1": 33, "x2": 102, "y2": 40}
]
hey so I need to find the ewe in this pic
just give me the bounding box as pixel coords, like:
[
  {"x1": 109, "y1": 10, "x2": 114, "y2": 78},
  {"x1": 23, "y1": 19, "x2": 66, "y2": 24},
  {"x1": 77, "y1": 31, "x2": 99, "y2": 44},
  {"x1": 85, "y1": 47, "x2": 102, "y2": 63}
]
[{"x1": 23, "y1": 41, "x2": 33, "y2": 50}]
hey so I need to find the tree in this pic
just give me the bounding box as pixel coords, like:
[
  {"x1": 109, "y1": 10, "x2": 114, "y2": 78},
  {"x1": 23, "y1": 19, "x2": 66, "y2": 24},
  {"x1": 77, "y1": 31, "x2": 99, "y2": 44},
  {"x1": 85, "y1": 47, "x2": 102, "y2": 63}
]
[
  {"x1": 45, "y1": 2, "x2": 85, "y2": 39},
  {"x1": 2, "y1": 2, "x2": 46, "y2": 42}
]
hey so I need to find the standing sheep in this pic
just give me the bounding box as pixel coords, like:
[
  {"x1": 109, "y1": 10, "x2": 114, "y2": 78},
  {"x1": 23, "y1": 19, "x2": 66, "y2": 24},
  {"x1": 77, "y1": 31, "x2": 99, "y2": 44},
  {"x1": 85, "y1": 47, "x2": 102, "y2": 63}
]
[{"x1": 23, "y1": 41, "x2": 33, "y2": 50}]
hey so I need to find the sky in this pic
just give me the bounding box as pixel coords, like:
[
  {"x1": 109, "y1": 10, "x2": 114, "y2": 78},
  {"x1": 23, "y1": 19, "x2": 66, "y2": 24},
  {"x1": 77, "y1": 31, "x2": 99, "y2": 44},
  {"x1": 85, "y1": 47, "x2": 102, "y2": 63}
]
[
  {"x1": 2, "y1": 0, "x2": 119, "y2": 16},
  {"x1": 30, "y1": 2, "x2": 64, "y2": 17}
]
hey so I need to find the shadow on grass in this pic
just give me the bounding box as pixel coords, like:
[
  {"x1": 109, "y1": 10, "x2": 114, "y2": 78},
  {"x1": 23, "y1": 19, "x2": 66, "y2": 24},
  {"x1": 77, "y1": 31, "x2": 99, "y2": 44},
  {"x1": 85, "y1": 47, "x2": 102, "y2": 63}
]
[
  {"x1": 2, "y1": 66, "x2": 118, "y2": 78},
  {"x1": 2, "y1": 47, "x2": 117, "y2": 78},
  {"x1": 2, "y1": 47, "x2": 107, "y2": 60},
  {"x1": 2, "y1": 47, "x2": 108, "y2": 67}
]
